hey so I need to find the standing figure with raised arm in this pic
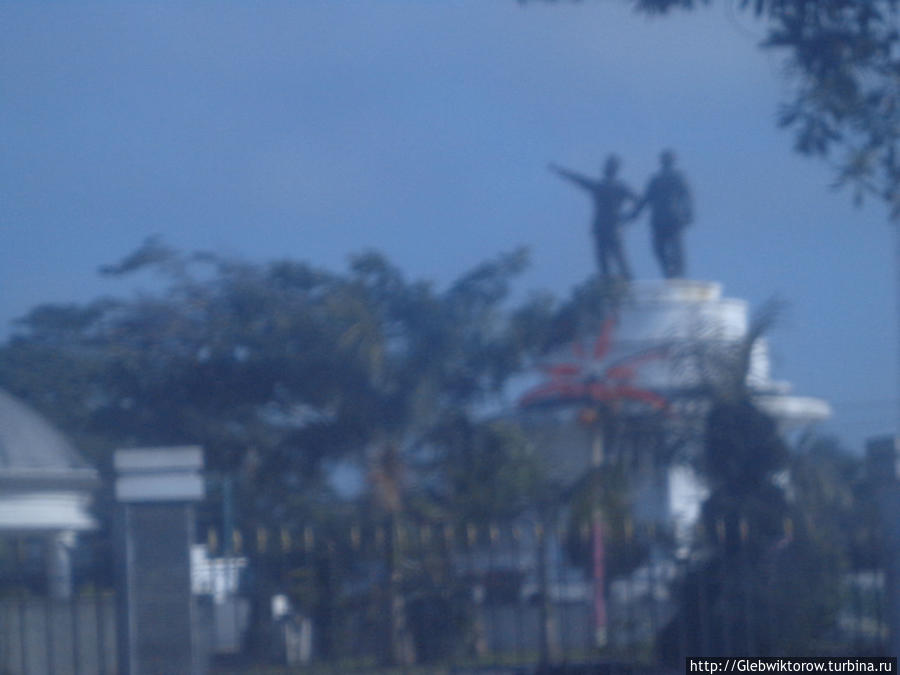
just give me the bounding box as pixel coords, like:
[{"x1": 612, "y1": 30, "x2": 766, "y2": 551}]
[
  {"x1": 549, "y1": 154, "x2": 638, "y2": 281},
  {"x1": 632, "y1": 150, "x2": 694, "y2": 279}
]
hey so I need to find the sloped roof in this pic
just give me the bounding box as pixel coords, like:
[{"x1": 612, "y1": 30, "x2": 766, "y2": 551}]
[{"x1": 0, "y1": 389, "x2": 98, "y2": 490}]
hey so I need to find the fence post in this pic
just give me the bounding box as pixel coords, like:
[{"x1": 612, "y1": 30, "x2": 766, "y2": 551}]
[
  {"x1": 114, "y1": 446, "x2": 206, "y2": 675},
  {"x1": 537, "y1": 514, "x2": 560, "y2": 668}
]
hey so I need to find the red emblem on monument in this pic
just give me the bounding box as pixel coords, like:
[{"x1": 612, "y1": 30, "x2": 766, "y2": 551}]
[{"x1": 518, "y1": 317, "x2": 669, "y2": 411}]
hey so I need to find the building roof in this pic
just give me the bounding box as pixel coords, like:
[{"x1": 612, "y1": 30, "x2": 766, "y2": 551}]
[{"x1": 0, "y1": 389, "x2": 98, "y2": 491}]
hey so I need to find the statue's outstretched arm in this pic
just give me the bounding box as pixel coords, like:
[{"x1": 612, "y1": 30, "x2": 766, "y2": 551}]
[{"x1": 548, "y1": 163, "x2": 593, "y2": 191}]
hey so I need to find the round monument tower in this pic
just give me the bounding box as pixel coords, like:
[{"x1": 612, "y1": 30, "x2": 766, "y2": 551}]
[{"x1": 517, "y1": 278, "x2": 830, "y2": 538}]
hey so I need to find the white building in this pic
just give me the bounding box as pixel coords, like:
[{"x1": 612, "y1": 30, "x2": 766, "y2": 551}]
[{"x1": 0, "y1": 388, "x2": 98, "y2": 598}]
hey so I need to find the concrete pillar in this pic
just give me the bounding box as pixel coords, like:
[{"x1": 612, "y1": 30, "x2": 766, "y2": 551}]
[
  {"x1": 866, "y1": 435, "x2": 900, "y2": 658},
  {"x1": 46, "y1": 530, "x2": 75, "y2": 599},
  {"x1": 115, "y1": 446, "x2": 206, "y2": 675}
]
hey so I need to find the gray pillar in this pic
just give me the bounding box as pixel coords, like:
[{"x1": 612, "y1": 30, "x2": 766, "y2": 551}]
[
  {"x1": 866, "y1": 435, "x2": 900, "y2": 658},
  {"x1": 46, "y1": 530, "x2": 75, "y2": 600},
  {"x1": 115, "y1": 446, "x2": 206, "y2": 675}
]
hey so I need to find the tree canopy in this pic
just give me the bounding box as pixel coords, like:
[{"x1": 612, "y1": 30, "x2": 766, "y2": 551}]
[
  {"x1": 0, "y1": 240, "x2": 560, "y2": 527},
  {"x1": 534, "y1": 0, "x2": 900, "y2": 217},
  {"x1": 665, "y1": 0, "x2": 900, "y2": 214}
]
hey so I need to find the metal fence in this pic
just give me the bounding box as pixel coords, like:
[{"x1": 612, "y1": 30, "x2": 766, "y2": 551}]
[
  {"x1": 0, "y1": 594, "x2": 117, "y2": 675},
  {"x1": 200, "y1": 515, "x2": 889, "y2": 672},
  {"x1": 0, "y1": 521, "x2": 886, "y2": 674},
  {"x1": 0, "y1": 533, "x2": 116, "y2": 675}
]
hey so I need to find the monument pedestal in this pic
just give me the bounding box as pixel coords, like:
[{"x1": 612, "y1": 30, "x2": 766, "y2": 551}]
[
  {"x1": 517, "y1": 278, "x2": 831, "y2": 542},
  {"x1": 515, "y1": 278, "x2": 833, "y2": 652}
]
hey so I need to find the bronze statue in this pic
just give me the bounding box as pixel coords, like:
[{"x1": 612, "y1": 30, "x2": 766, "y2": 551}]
[
  {"x1": 549, "y1": 155, "x2": 637, "y2": 280},
  {"x1": 632, "y1": 150, "x2": 693, "y2": 279}
]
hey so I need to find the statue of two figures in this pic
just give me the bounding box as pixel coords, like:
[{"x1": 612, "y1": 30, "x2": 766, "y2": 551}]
[{"x1": 549, "y1": 150, "x2": 693, "y2": 281}]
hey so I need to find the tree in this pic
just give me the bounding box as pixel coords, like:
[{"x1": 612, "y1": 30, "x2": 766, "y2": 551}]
[
  {"x1": 771, "y1": 435, "x2": 879, "y2": 654},
  {"x1": 623, "y1": 0, "x2": 900, "y2": 216},
  {"x1": 0, "y1": 239, "x2": 555, "y2": 664},
  {"x1": 325, "y1": 247, "x2": 551, "y2": 664},
  {"x1": 653, "y1": 303, "x2": 879, "y2": 658},
  {"x1": 683, "y1": 304, "x2": 794, "y2": 656}
]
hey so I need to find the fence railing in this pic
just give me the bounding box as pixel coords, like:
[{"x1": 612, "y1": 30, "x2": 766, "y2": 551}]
[
  {"x1": 0, "y1": 594, "x2": 116, "y2": 675},
  {"x1": 199, "y1": 516, "x2": 889, "y2": 671}
]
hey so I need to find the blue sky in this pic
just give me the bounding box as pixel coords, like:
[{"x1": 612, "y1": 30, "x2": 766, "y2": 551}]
[{"x1": 1, "y1": 2, "x2": 895, "y2": 450}]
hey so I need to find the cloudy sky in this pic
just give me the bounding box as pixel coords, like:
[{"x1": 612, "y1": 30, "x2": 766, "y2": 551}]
[{"x1": 1, "y1": 2, "x2": 895, "y2": 449}]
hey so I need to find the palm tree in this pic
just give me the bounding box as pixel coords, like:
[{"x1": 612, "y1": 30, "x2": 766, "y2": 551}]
[
  {"x1": 331, "y1": 249, "x2": 536, "y2": 665},
  {"x1": 659, "y1": 302, "x2": 791, "y2": 659}
]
